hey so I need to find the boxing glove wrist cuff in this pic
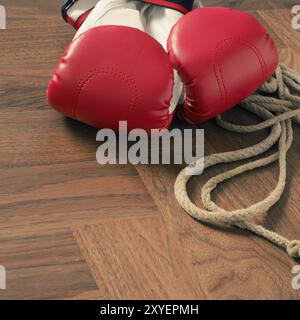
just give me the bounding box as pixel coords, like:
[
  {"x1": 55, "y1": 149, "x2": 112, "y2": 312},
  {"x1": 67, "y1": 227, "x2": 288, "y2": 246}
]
[
  {"x1": 62, "y1": 0, "x2": 95, "y2": 30},
  {"x1": 138, "y1": 0, "x2": 194, "y2": 13},
  {"x1": 61, "y1": 0, "x2": 77, "y2": 22}
]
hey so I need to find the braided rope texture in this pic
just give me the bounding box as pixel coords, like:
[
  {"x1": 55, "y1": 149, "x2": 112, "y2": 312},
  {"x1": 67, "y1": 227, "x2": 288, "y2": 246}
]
[{"x1": 175, "y1": 64, "x2": 300, "y2": 259}]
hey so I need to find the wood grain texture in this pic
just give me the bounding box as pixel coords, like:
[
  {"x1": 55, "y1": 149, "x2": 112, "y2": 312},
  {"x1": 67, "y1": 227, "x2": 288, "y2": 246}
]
[
  {"x1": 72, "y1": 217, "x2": 202, "y2": 299},
  {"x1": 136, "y1": 160, "x2": 300, "y2": 299},
  {"x1": 0, "y1": 160, "x2": 158, "y2": 237},
  {"x1": 0, "y1": 0, "x2": 300, "y2": 299},
  {"x1": 0, "y1": 228, "x2": 97, "y2": 300},
  {"x1": 0, "y1": 0, "x2": 161, "y2": 299},
  {"x1": 136, "y1": 6, "x2": 300, "y2": 299}
]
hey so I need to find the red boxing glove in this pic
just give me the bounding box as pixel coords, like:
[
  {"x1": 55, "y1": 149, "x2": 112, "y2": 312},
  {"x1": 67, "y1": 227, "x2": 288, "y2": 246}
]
[
  {"x1": 49, "y1": 1, "x2": 278, "y2": 132},
  {"x1": 167, "y1": 7, "x2": 279, "y2": 124},
  {"x1": 48, "y1": 0, "x2": 178, "y2": 132}
]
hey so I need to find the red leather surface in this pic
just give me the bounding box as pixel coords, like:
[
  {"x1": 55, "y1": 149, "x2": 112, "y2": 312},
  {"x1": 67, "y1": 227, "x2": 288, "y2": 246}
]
[
  {"x1": 167, "y1": 7, "x2": 279, "y2": 124},
  {"x1": 66, "y1": 9, "x2": 93, "y2": 30},
  {"x1": 138, "y1": 0, "x2": 190, "y2": 14},
  {"x1": 66, "y1": 15, "x2": 75, "y2": 27},
  {"x1": 74, "y1": 9, "x2": 93, "y2": 30},
  {"x1": 47, "y1": 26, "x2": 174, "y2": 132}
]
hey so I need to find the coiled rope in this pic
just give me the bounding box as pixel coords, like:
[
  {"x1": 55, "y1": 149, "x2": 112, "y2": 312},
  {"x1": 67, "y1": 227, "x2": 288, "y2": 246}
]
[{"x1": 175, "y1": 64, "x2": 300, "y2": 258}]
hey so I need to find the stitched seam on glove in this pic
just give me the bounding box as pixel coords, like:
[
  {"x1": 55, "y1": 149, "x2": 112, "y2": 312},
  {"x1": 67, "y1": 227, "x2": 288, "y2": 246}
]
[
  {"x1": 213, "y1": 37, "x2": 267, "y2": 116},
  {"x1": 73, "y1": 66, "x2": 138, "y2": 123}
]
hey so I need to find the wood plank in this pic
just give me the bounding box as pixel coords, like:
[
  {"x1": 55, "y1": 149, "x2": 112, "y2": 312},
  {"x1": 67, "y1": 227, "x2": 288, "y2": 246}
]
[
  {"x1": 72, "y1": 217, "x2": 203, "y2": 299},
  {"x1": 0, "y1": 5, "x2": 159, "y2": 237},
  {"x1": 0, "y1": 159, "x2": 158, "y2": 237},
  {"x1": 135, "y1": 30, "x2": 300, "y2": 299},
  {"x1": 0, "y1": 1, "x2": 164, "y2": 300},
  {"x1": 258, "y1": 9, "x2": 300, "y2": 50},
  {"x1": 135, "y1": 6, "x2": 300, "y2": 300},
  {"x1": 67, "y1": 290, "x2": 104, "y2": 300},
  {"x1": 2, "y1": 0, "x2": 63, "y2": 13},
  {"x1": 1, "y1": 0, "x2": 300, "y2": 299},
  {"x1": 136, "y1": 157, "x2": 300, "y2": 299},
  {"x1": 0, "y1": 228, "x2": 98, "y2": 300}
]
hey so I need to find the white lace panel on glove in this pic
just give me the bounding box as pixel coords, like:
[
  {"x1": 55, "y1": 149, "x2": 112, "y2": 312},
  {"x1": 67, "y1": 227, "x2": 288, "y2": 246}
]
[
  {"x1": 145, "y1": 5, "x2": 184, "y2": 114},
  {"x1": 74, "y1": 0, "x2": 145, "y2": 40},
  {"x1": 68, "y1": 0, "x2": 99, "y2": 22}
]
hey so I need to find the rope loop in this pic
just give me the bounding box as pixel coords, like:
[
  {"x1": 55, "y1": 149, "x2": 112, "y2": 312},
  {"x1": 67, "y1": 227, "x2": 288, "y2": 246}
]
[
  {"x1": 175, "y1": 64, "x2": 300, "y2": 259},
  {"x1": 287, "y1": 240, "x2": 300, "y2": 258}
]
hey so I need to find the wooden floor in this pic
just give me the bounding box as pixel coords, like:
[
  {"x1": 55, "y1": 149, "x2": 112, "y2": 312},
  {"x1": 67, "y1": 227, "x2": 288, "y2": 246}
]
[{"x1": 0, "y1": 0, "x2": 299, "y2": 299}]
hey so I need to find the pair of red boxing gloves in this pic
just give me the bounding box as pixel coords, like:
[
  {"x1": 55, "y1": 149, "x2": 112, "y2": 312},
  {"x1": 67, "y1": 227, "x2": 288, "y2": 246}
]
[{"x1": 47, "y1": 0, "x2": 279, "y2": 132}]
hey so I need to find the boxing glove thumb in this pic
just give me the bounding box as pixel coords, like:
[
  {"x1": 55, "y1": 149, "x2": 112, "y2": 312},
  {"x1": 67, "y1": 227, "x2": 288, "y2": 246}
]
[{"x1": 167, "y1": 7, "x2": 279, "y2": 124}]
